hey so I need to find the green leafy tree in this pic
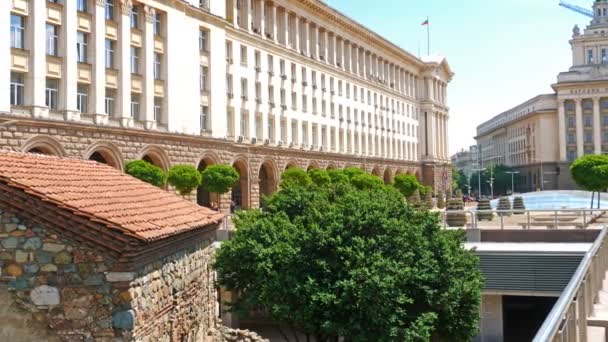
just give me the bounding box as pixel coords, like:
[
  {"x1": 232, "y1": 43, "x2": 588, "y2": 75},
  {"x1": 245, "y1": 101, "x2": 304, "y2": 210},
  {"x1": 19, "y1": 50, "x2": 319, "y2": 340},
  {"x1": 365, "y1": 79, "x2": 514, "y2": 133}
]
[
  {"x1": 327, "y1": 169, "x2": 350, "y2": 186},
  {"x1": 200, "y1": 164, "x2": 240, "y2": 195},
  {"x1": 393, "y1": 174, "x2": 421, "y2": 197},
  {"x1": 351, "y1": 173, "x2": 384, "y2": 190},
  {"x1": 125, "y1": 160, "x2": 167, "y2": 187},
  {"x1": 342, "y1": 167, "x2": 365, "y2": 180},
  {"x1": 281, "y1": 168, "x2": 312, "y2": 188},
  {"x1": 215, "y1": 180, "x2": 483, "y2": 341},
  {"x1": 453, "y1": 168, "x2": 469, "y2": 194},
  {"x1": 570, "y1": 154, "x2": 608, "y2": 208},
  {"x1": 308, "y1": 169, "x2": 331, "y2": 187},
  {"x1": 167, "y1": 164, "x2": 202, "y2": 196}
]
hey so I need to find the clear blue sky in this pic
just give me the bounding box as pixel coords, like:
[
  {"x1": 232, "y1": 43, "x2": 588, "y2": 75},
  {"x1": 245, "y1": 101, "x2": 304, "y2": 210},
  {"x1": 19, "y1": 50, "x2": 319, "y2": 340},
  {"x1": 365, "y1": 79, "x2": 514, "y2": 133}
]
[{"x1": 326, "y1": 0, "x2": 592, "y2": 154}]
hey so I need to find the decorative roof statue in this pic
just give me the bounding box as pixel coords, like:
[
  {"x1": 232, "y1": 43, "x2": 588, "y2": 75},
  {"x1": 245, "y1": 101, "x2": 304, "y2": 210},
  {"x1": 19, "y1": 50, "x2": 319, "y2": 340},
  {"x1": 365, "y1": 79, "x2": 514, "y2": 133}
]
[{"x1": 573, "y1": 24, "x2": 581, "y2": 36}]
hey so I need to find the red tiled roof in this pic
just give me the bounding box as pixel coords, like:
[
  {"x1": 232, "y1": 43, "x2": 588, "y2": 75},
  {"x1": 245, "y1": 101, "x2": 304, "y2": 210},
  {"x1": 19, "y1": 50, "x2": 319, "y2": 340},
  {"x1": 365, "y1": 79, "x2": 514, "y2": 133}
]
[{"x1": 0, "y1": 151, "x2": 223, "y2": 241}]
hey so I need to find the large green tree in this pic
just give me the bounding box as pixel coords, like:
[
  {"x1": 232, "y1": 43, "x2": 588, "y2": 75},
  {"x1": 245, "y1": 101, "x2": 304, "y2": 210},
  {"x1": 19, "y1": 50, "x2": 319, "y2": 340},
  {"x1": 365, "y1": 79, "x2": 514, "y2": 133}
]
[
  {"x1": 125, "y1": 160, "x2": 167, "y2": 187},
  {"x1": 200, "y1": 164, "x2": 239, "y2": 195},
  {"x1": 570, "y1": 154, "x2": 608, "y2": 208},
  {"x1": 393, "y1": 173, "x2": 421, "y2": 198},
  {"x1": 215, "y1": 170, "x2": 483, "y2": 341},
  {"x1": 453, "y1": 168, "x2": 469, "y2": 195}
]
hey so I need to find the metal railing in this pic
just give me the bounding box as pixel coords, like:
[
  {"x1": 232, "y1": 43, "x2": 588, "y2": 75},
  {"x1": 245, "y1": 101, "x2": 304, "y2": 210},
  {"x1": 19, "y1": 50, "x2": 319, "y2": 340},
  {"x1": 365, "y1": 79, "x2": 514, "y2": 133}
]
[
  {"x1": 439, "y1": 209, "x2": 607, "y2": 230},
  {"x1": 532, "y1": 225, "x2": 608, "y2": 341}
]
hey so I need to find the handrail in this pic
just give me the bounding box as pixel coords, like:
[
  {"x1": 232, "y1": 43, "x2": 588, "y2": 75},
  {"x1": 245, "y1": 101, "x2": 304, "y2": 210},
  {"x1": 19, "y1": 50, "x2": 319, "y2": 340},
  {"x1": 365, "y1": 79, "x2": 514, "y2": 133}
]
[{"x1": 532, "y1": 225, "x2": 608, "y2": 341}]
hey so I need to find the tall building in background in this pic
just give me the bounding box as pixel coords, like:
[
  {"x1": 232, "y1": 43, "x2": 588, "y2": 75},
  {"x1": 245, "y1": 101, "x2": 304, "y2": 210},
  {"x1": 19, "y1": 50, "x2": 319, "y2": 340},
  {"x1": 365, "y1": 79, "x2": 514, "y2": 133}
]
[
  {"x1": 475, "y1": 0, "x2": 608, "y2": 192},
  {"x1": 1, "y1": 0, "x2": 453, "y2": 209}
]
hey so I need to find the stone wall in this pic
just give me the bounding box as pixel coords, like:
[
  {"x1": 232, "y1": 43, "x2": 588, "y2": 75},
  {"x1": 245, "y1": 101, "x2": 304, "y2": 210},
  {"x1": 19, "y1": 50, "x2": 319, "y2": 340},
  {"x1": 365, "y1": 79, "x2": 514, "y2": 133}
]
[{"x1": 0, "y1": 203, "x2": 221, "y2": 341}]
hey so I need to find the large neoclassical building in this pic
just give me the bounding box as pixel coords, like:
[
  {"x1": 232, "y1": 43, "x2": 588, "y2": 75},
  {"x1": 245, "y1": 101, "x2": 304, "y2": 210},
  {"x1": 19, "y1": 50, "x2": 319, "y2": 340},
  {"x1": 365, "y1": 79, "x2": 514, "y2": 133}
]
[
  {"x1": 476, "y1": 0, "x2": 608, "y2": 191},
  {"x1": 1, "y1": 0, "x2": 453, "y2": 210}
]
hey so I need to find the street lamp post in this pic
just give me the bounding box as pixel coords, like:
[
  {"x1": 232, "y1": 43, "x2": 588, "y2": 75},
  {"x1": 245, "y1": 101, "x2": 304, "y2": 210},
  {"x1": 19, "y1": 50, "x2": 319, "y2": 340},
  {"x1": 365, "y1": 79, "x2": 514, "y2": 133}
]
[
  {"x1": 472, "y1": 168, "x2": 486, "y2": 198},
  {"x1": 506, "y1": 171, "x2": 521, "y2": 195}
]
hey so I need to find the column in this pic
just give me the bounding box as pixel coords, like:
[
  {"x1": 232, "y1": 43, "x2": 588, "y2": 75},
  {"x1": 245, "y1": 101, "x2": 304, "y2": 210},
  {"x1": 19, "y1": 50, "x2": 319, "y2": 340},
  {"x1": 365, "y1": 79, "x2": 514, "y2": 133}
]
[
  {"x1": 118, "y1": 1, "x2": 132, "y2": 126},
  {"x1": 283, "y1": 10, "x2": 289, "y2": 48},
  {"x1": 294, "y1": 15, "x2": 300, "y2": 52},
  {"x1": 143, "y1": 6, "x2": 156, "y2": 129},
  {"x1": 271, "y1": 3, "x2": 278, "y2": 43},
  {"x1": 321, "y1": 29, "x2": 328, "y2": 62},
  {"x1": 92, "y1": 1, "x2": 108, "y2": 124},
  {"x1": 231, "y1": 0, "x2": 238, "y2": 26},
  {"x1": 246, "y1": 0, "x2": 252, "y2": 32},
  {"x1": 62, "y1": 0, "x2": 79, "y2": 120},
  {"x1": 28, "y1": 0, "x2": 48, "y2": 117},
  {"x1": 259, "y1": 0, "x2": 265, "y2": 37},
  {"x1": 0, "y1": 0, "x2": 11, "y2": 113},
  {"x1": 594, "y1": 97, "x2": 602, "y2": 154},
  {"x1": 575, "y1": 99, "x2": 584, "y2": 157},
  {"x1": 557, "y1": 100, "x2": 566, "y2": 161},
  {"x1": 302, "y1": 19, "x2": 309, "y2": 55}
]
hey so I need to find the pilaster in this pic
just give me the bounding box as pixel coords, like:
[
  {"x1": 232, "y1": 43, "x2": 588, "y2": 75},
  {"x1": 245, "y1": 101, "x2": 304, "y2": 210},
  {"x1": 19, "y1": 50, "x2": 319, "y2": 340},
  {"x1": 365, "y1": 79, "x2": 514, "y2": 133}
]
[
  {"x1": 0, "y1": 0, "x2": 11, "y2": 113},
  {"x1": 92, "y1": 1, "x2": 108, "y2": 124},
  {"x1": 143, "y1": 5, "x2": 156, "y2": 130},
  {"x1": 575, "y1": 99, "x2": 583, "y2": 157},
  {"x1": 118, "y1": 1, "x2": 133, "y2": 127},
  {"x1": 558, "y1": 100, "x2": 567, "y2": 161},
  {"x1": 593, "y1": 97, "x2": 601, "y2": 154},
  {"x1": 28, "y1": 0, "x2": 48, "y2": 118},
  {"x1": 63, "y1": 0, "x2": 79, "y2": 121}
]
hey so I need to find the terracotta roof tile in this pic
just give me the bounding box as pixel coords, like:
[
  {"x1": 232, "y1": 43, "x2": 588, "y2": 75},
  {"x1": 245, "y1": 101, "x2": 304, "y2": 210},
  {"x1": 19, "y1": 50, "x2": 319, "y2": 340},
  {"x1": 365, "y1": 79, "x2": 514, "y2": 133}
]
[{"x1": 0, "y1": 151, "x2": 223, "y2": 241}]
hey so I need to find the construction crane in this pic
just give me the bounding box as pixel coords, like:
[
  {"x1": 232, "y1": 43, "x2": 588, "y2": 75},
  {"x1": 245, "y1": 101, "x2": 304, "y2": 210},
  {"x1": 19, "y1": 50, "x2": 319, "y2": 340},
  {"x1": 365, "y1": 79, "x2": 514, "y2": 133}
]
[{"x1": 559, "y1": 0, "x2": 594, "y2": 18}]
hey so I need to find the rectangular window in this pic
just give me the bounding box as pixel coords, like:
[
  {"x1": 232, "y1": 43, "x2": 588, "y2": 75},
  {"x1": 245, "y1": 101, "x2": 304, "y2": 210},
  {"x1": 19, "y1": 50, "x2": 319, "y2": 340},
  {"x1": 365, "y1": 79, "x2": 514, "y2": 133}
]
[
  {"x1": 568, "y1": 116, "x2": 576, "y2": 128},
  {"x1": 199, "y1": 29, "x2": 208, "y2": 52},
  {"x1": 130, "y1": 5, "x2": 139, "y2": 28},
  {"x1": 105, "y1": 88, "x2": 115, "y2": 115},
  {"x1": 567, "y1": 133, "x2": 576, "y2": 144},
  {"x1": 77, "y1": 84, "x2": 88, "y2": 113},
  {"x1": 200, "y1": 105, "x2": 209, "y2": 131},
  {"x1": 10, "y1": 72, "x2": 24, "y2": 106},
  {"x1": 585, "y1": 132, "x2": 593, "y2": 143},
  {"x1": 130, "y1": 46, "x2": 139, "y2": 74},
  {"x1": 254, "y1": 50, "x2": 261, "y2": 69},
  {"x1": 584, "y1": 115, "x2": 593, "y2": 127},
  {"x1": 45, "y1": 79, "x2": 59, "y2": 110},
  {"x1": 603, "y1": 48, "x2": 607, "y2": 63},
  {"x1": 77, "y1": 0, "x2": 87, "y2": 12},
  {"x1": 268, "y1": 54, "x2": 274, "y2": 73},
  {"x1": 154, "y1": 53, "x2": 162, "y2": 80},
  {"x1": 105, "y1": 0, "x2": 114, "y2": 20},
  {"x1": 199, "y1": 0, "x2": 210, "y2": 11},
  {"x1": 10, "y1": 15, "x2": 25, "y2": 49},
  {"x1": 200, "y1": 66, "x2": 209, "y2": 91},
  {"x1": 130, "y1": 93, "x2": 140, "y2": 119},
  {"x1": 153, "y1": 13, "x2": 161, "y2": 35},
  {"x1": 588, "y1": 49, "x2": 595, "y2": 64},
  {"x1": 226, "y1": 75, "x2": 233, "y2": 94},
  {"x1": 76, "y1": 31, "x2": 88, "y2": 63},
  {"x1": 105, "y1": 39, "x2": 114, "y2": 68},
  {"x1": 241, "y1": 78, "x2": 248, "y2": 99},
  {"x1": 240, "y1": 45, "x2": 247, "y2": 65},
  {"x1": 226, "y1": 41, "x2": 233, "y2": 62},
  {"x1": 46, "y1": 24, "x2": 59, "y2": 56},
  {"x1": 154, "y1": 97, "x2": 162, "y2": 122}
]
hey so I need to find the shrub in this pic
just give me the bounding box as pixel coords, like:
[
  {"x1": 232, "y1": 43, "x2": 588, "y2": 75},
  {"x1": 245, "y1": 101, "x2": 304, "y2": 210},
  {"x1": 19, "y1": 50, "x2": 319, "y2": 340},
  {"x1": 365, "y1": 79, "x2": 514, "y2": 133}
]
[
  {"x1": 327, "y1": 169, "x2": 349, "y2": 186},
  {"x1": 476, "y1": 198, "x2": 494, "y2": 221},
  {"x1": 281, "y1": 168, "x2": 312, "y2": 188},
  {"x1": 393, "y1": 174, "x2": 421, "y2": 198},
  {"x1": 497, "y1": 197, "x2": 512, "y2": 217},
  {"x1": 167, "y1": 164, "x2": 202, "y2": 196},
  {"x1": 125, "y1": 160, "x2": 167, "y2": 187},
  {"x1": 351, "y1": 173, "x2": 384, "y2": 191},
  {"x1": 308, "y1": 169, "x2": 331, "y2": 187},
  {"x1": 343, "y1": 167, "x2": 366, "y2": 180},
  {"x1": 200, "y1": 164, "x2": 240, "y2": 195}
]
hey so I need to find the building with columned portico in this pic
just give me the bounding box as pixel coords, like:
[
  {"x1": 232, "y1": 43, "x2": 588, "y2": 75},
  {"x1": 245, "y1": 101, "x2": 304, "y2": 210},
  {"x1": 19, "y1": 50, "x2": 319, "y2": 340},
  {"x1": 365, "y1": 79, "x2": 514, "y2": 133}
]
[{"x1": 1, "y1": 0, "x2": 453, "y2": 211}]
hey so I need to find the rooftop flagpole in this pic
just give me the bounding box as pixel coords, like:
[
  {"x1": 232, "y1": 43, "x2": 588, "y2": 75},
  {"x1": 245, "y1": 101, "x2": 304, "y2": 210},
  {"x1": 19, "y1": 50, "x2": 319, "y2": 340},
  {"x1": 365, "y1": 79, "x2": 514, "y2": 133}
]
[{"x1": 421, "y1": 17, "x2": 430, "y2": 55}]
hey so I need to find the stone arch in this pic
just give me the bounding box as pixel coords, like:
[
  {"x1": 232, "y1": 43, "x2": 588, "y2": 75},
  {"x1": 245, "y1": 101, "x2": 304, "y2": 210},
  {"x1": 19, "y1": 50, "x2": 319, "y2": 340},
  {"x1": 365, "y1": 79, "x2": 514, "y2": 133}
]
[
  {"x1": 383, "y1": 167, "x2": 393, "y2": 185},
  {"x1": 371, "y1": 166, "x2": 382, "y2": 177},
  {"x1": 137, "y1": 145, "x2": 171, "y2": 171},
  {"x1": 258, "y1": 157, "x2": 279, "y2": 207},
  {"x1": 284, "y1": 159, "x2": 300, "y2": 170},
  {"x1": 231, "y1": 156, "x2": 250, "y2": 211},
  {"x1": 306, "y1": 160, "x2": 320, "y2": 171},
  {"x1": 325, "y1": 162, "x2": 337, "y2": 170},
  {"x1": 21, "y1": 135, "x2": 66, "y2": 157},
  {"x1": 196, "y1": 152, "x2": 222, "y2": 208},
  {"x1": 83, "y1": 141, "x2": 124, "y2": 170}
]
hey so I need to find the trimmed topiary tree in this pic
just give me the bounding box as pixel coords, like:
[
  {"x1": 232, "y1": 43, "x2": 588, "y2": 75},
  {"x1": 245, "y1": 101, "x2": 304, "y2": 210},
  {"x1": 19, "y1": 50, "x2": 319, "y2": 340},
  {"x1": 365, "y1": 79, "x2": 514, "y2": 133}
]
[
  {"x1": 167, "y1": 164, "x2": 202, "y2": 196},
  {"x1": 513, "y1": 196, "x2": 525, "y2": 215},
  {"x1": 446, "y1": 197, "x2": 467, "y2": 227},
  {"x1": 437, "y1": 191, "x2": 446, "y2": 209},
  {"x1": 351, "y1": 173, "x2": 385, "y2": 191},
  {"x1": 393, "y1": 174, "x2": 421, "y2": 198},
  {"x1": 570, "y1": 154, "x2": 608, "y2": 208},
  {"x1": 497, "y1": 197, "x2": 512, "y2": 217},
  {"x1": 200, "y1": 164, "x2": 240, "y2": 196},
  {"x1": 281, "y1": 168, "x2": 312, "y2": 188},
  {"x1": 476, "y1": 198, "x2": 494, "y2": 221},
  {"x1": 308, "y1": 169, "x2": 331, "y2": 187},
  {"x1": 125, "y1": 160, "x2": 167, "y2": 187}
]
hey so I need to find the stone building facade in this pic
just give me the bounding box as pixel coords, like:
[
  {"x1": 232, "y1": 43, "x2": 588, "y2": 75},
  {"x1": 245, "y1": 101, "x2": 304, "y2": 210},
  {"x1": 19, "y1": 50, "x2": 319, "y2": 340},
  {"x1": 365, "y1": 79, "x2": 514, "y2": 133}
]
[
  {"x1": 1, "y1": 0, "x2": 453, "y2": 201},
  {"x1": 0, "y1": 151, "x2": 233, "y2": 341}
]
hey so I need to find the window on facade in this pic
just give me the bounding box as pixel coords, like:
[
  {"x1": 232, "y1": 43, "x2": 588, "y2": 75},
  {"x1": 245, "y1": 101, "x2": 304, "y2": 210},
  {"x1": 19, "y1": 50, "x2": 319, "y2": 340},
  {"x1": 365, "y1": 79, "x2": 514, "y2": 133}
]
[
  {"x1": 268, "y1": 85, "x2": 274, "y2": 103},
  {"x1": 567, "y1": 133, "x2": 576, "y2": 144},
  {"x1": 584, "y1": 115, "x2": 593, "y2": 127},
  {"x1": 588, "y1": 49, "x2": 595, "y2": 64},
  {"x1": 10, "y1": 15, "x2": 25, "y2": 49},
  {"x1": 200, "y1": 0, "x2": 210, "y2": 11},
  {"x1": 105, "y1": 0, "x2": 114, "y2": 20},
  {"x1": 268, "y1": 54, "x2": 274, "y2": 73},
  {"x1": 45, "y1": 79, "x2": 59, "y2": 110},
  {"x1": 153, "y1": 13, "x2": 162, "y2": 35},
  {"x1": 76, "y1": 31, "x2": 88, "y2": 63},
  {"x1": 585, "y1": 132, "x2": 593, "y2": 143},
  {"x1": 200, "y1": 105, "x2": 209, "y2": 131},
  {"x1": 567, "y1": 150, "x2": 577, "y2": 162},
  {"x1": 77, "y1": 0, "x2": 87, "y2": 12},
  {"x1": 226, "y1": 75, "x2": 233, "y2": 94},
  {"x1": 105, "y1": 39, "x2": 114, "y2": 68},
  {"x1": 255, "y1": 82, "x2": 261, "y2": 100},
  {"x1": 603, "y1": 115, "x2": 608, "y2": 126},
  {"x1": 153, "y1": 53, "x2": 162, "y2": 80},
  {"x1": 154, "y1": 97, "x2": 162, "y2": 122},
  {"x1": 46, "y1": 24, "x2": 59, "y2": 56},
  {"x1": 280, "y1": 59, "x2": 285, "y2": 75},
  {"x1": 130, "y1": 5, "x2": 139, "y2": 28},
  {"x1": 77, "y1": 84, "x2": 89, "y2": 113},
  {"x1": 254, "y1": 50, "x2": 261, "y2": 69},
  {"x1": 604, "y1": 132, "x2": 608, "y2": 142},
  {"x1": 131, "y1": 93, "x2": 140, "y2": 119},
  {"x1": 10, "y1": 72, "x2": 24, "y2": 106},
  {"x1": 603, "y1": 49, "x2": 607, "y2": 64},
  {"x1": 241, "y1": 78, "x2": 248, "y2": 99},
  {"x1": 130, "y1": 47, "x2": 139, "y2": 74},
  {"x1": 105, "y1": 88, "x2": 115, "y2": 115},
  {"x1": 200, "y1": 66, "x2": 209, "y2": 91},
  {"x1": 240, "y1": 45, "x2": 247, "y2": 65},
  {"x1": 199, "y1": 29, "x2": 208, "y2": 52},
  {"x1": 568, "y1": 116, "x2": 576, "y2": 128}
]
